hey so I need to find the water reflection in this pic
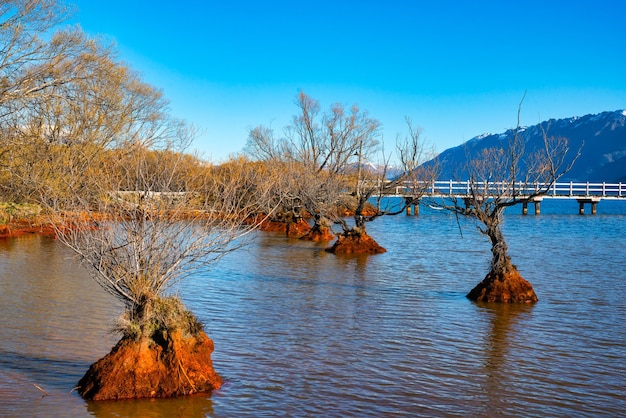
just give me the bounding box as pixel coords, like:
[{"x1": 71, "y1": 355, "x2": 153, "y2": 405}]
[
  {"x1": 86, "y1": 393, "x2": 215, "y2": 418},
  {"x1": 476, "y1": 302, "x2": 535, "y2": 416},
  {"x1": 0, "y1": 236, "x2": 121, "y2": 362},
  {"x1": 334, "y1": 252, "x2": 371, "y2": 277}
]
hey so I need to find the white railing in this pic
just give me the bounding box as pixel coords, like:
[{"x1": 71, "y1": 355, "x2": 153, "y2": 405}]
[{"x1": 378, "y1": 181, "x2": 625, "y2": 199}]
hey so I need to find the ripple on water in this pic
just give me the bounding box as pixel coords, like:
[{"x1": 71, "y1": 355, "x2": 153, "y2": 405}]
[{"x1": 1, "y1": 206, "x2": 626, "y2": 416}]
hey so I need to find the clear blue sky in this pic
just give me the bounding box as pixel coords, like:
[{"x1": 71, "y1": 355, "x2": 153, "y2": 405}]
[{"x1": 68, "y1": 0, "x2": 625, "y2": 162}]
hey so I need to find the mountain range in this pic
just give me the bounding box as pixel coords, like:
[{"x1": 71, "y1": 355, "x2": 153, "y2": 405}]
[{"x1": 429, "y1": 109, "x2": 626, "y2": 183}]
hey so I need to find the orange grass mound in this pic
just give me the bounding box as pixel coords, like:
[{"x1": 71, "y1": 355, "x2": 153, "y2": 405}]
[
  {"x1": 467, "y1": 268, "x2": 538, "y2": 303},
  {"x1": 0, "y1": 212, "x2": 112, "y2": 239},
  {"x1": 0, "y1": 218, "x2": 56, "y2": 238},
  {"x1": 325, "y1": 232, "x2": 386, "y2": 254},
  {"x1": 258, "y1": 218, "x2": 311, "y2": 237},
  {"x1": 78, "y1": 330, "x2": 222, "y2": 400},
  {"x1": 335, "y1": 202, "x2": 378, "y2": 218},
  {"x1": 286, "y1": 219, "x2": 311, "y2": 237},
  {"x1": 300, "y1": 225, "x2": 335, "y2": 242}
]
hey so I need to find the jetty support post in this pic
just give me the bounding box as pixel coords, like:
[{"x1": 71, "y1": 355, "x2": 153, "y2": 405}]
[
  {"x1": 405, "y1": 198, "x2": 420, "y2": 216},
  {"x1": 533, "y1": 197, "x2": 542, "y2": 215},
  {"x1": 577, "y1": 197, "x2": 601, "y2": 215},
  {"x1": 522, "y1": 197, "x2": 543, "y2": 215}
]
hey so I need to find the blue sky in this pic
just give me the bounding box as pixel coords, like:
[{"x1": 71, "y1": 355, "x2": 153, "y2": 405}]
[{"x1": 68, "y1": 1, "x2": 625, "y2": 162}]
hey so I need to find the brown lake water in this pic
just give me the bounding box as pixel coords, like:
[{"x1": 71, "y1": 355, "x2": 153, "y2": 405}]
[{"x1": 1, "y1": 200, "x2": 625, "y2": 417}]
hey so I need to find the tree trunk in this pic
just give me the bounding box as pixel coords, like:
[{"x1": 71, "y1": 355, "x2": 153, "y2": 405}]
[
  {"x1": 485, "y1": 220, "x2": 512, "y2": 275},
  {"x1": 354, "y1": 213, "x2": 366, "y2": 230},
  {"x1": 469, "y1": 214, "x2": 538, "y2": 303}
]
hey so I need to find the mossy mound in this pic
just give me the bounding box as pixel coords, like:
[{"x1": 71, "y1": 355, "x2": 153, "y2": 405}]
[
  {"x1": 325, "y1": 231, "x2": 386, "y2": 254},
  {"x1": 467, "y1": 268, "x2": 538, "y2": 303},
  {"x1": 258, "y1": 218, "x2": 311, "y2": 237},
  {"x1": 77, "y1": 330, "x2": 222, "y2": 400},
  {"x1": 78, "y1": 296, "x2": 222, "y2": 400},
  {"x1": 300, "y1": 225, "x2": 335, "y2": 242}
]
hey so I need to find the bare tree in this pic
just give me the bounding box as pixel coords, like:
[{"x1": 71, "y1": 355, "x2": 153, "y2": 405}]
[
  {"x1": 0, "y1": 2, "x2": 276, "y2": 398},
  {"x1": 246, "y1": 92, "x2": 380, "y2": 239},
  {"x1": 327, "y1": 117, "x2": 438, "y2": 254},
  {"x1": 55, "y1": 135, "x2": 275, "y2": 399},
  {"x1": 247, "y1": 93, "x2": 438, "y2": 253},
  {"x1": 55, "y1": 144, "x2": 271, "y2": 338},
  {"x1": 432, "y1": 98, "x2": 581, "y2": 302}
]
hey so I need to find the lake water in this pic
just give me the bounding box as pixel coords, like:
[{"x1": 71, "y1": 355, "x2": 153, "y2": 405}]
[{"x1": 1, "y1": 200, "x2": 625, "y2": 417}]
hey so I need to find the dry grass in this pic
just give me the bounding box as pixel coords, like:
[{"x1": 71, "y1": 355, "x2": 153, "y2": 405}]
[{"x1": 114, "y1": 295, "x2": 204, "y2": 341}]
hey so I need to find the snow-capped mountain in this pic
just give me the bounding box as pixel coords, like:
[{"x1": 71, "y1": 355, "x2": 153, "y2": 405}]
[{"x1": 429, "y1": 110, "x2": 626, "y2": 182}]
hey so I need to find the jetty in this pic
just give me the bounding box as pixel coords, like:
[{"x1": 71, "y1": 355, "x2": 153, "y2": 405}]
[{"x1": 383, "y1": 181, "x2": 625, "y2": 215}]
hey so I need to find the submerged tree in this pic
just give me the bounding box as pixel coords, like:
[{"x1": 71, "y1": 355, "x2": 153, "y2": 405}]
[
  {"x1": 327, "y1": 117, "x2": 438, "y2": 254},
  {"x1": 247, "y1": 93, "x2": 437, "y2": 254},
  {"x1": 433, "y1": 100, "x2": 581, "y2": 303},
  {"x1": 246, "y1": 92, "x2": 378, "y2": 240},
  {"x1": 0, "y1": 0, "x2": 275, "y2": 399},
  {"x1": 54, "y1": 140, "x2": 273, "y2": 400}
]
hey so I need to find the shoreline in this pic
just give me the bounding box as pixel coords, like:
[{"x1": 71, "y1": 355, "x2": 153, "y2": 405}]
[{"x1": 0, "y1": 219, "x2": 58, "y2": 239}]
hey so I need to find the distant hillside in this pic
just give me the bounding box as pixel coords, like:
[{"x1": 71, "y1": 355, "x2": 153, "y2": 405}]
[{"x1": 430, "y1": 109, "x2": 626, "y2": 182}]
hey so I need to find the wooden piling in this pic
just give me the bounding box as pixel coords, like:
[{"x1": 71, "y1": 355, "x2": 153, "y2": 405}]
[{"x1": 577, "y1": 198, "x2": 600, "y2": 215}]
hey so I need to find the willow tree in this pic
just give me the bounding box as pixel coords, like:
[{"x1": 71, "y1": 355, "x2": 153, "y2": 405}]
[
  {"x1": 248, "y1": 92, "x2": 437, "y2": 253},
  {"x1": 2, "y1": 30, "x2": 159, "y2": 206},
  {"x1": 244, "y1": 130, "x2": 316, "y2": 237},
  {"x1": 327, "y1": 117, "x2": 438, "y2": 254},
  {"x1": 434, "y1": 101, "x2": 581, "y2": 303},
  {"x1": 47, "y1": 110, "x2": 274, "y2": 398},
  {"x1": 0, "y1": 0, "x2": 275, "y2": 400},
  {"x1": 58, "y1": 146, "x2": 272, "y2": 400},
  {"x1": 0, "y1": 0, "x2": 72, "y2": 110},
  {"x1": 38, "y1": 60, "x2": 273, "y2": 399},
  {"x1": 246, "y1": 92, "x2": 379, "y2": 239}
]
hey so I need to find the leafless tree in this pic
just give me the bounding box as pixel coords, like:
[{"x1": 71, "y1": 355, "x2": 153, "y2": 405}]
[
  {"x1": 0, "y1": 1, "x2": 280, "y2": 399},
  {"x1": 54, "y1": 141, "x2": 274, "y2": 339},
  {"x1": 248, "y1": 93, "x2": 438, "y2": 253},
  {"x1": 247, "y1": 92, "x2": 380, "y2": 239},
  {"x1": 431, "y1": 97, "x2": 582, "y2": 302},
  {"x1": 349, "y1": 118, "x2": 437, "y2": 225},
  {"x1": 0, "y1": 0, "x2": 276, "y2": 337},
  {"x1": 327, "y1": 117, "x2": 438, "y2": 253}
]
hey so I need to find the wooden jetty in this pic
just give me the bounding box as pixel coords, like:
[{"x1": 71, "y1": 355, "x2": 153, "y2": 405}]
[{"x1": 379, "y1": 180, "x2": 625, "y2": 215}]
